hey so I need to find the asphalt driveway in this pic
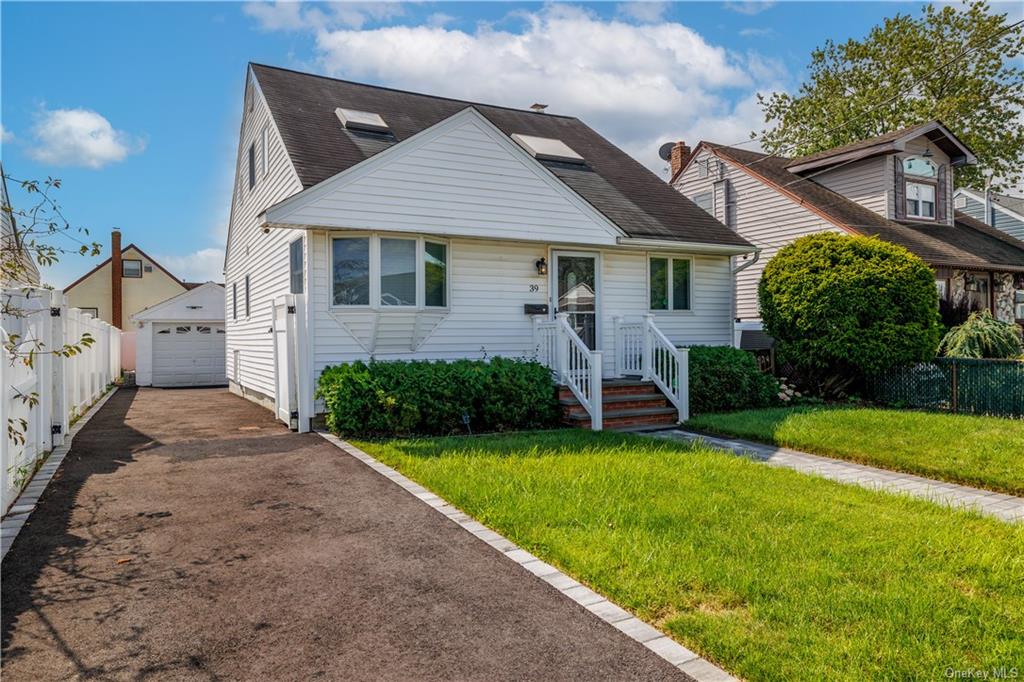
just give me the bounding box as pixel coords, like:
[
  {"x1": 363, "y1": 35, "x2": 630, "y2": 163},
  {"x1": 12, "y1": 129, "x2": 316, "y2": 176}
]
[{"x1": 1, "y1": 387, "x2": 686, "y2": 680}]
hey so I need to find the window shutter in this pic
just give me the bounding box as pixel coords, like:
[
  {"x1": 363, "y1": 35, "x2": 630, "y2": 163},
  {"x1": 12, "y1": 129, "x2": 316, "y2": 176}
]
[
  {"x1": 936, "y1": 165, "x2": 948, "y2": 223},
  {"x1": 893, "y1": 157, "x2": 906, "y2": 220}
]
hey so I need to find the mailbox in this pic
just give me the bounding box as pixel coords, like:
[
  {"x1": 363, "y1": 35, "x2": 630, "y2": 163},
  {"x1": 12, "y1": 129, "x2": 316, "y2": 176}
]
[{"x1": 524, "y1": 303, "x2": 549, "y2": 315}]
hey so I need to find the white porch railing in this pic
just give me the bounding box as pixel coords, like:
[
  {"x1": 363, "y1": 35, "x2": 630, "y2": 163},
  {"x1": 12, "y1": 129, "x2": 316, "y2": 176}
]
[
  {"x1": 614, "y1": 314, "x2": 689, "y2": 423},
  {"x1": 534, "y1": 313, "x2": 603, "y2": 430}
]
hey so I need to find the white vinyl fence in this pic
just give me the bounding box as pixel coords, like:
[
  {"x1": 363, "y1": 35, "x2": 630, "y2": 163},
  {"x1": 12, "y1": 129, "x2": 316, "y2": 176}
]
[{"x1": 1, "y1": 286, "x2": 121, "y2": 513}]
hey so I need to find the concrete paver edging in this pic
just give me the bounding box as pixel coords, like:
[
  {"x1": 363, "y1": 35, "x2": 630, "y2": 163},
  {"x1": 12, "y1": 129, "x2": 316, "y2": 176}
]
[
  {"x1": 1, "y1": 387, "x2": 119, "y2": 559},
  {"x1": 316, "y1": 430, "x2": 738, "y2": 682},
  {"x1": 658, "y1": 429, "x2": 1024, "y2": 524}
]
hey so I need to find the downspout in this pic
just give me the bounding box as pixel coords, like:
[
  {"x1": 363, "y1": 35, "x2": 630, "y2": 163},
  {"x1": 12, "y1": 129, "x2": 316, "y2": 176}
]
[
  {"x1": 984, "y1": 185, "x2": 993, "y2": 227},
  {"x1": 730, "y1": 250, "x2": 761, "y2": 347}
]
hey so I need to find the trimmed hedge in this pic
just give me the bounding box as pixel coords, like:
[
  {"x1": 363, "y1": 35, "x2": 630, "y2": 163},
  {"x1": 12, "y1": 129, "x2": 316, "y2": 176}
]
[
  {"x1": 689, "y1": 345, "x2": 779, "y2": 414},
  {"x1": 759, "y1": 233, "x2": 941, "y2": 392},
  {"x1": 316, "y1": 358, "x2": 560, "y2": 437}
]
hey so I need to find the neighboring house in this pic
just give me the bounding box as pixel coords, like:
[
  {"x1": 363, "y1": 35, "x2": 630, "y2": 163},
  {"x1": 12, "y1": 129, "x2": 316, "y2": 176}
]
[
  {"x1": 1, "y1": 166, "x2": 40, "y2": 286},
  {"x1": 953, "y1": 188, "x2": 1024, "y2": 242},
  {"x1": 224, "y1": 63, "x2": 755, "y2": 432},
  {"x1": 131, "y1": 282, "x2": 226, "y2": 388},
  {"x1": 672, "y1": 121, "x2": 1024, "y2": 343},
  {"x1": 64, "y1": 229, "x2": 202, "y2": 329}
]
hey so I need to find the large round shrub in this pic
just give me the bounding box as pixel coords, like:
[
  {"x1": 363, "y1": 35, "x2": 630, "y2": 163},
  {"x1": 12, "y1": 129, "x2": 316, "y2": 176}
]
[
  {"x1": 688, "y1": 345, "x2": 778, "y2": 414},
  {"x1": 758, "y1": 233, "x2": 940, "y2": 390}
]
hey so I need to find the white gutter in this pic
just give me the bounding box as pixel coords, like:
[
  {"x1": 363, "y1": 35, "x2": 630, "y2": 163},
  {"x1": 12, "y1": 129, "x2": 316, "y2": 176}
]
[{"x1": 615, "y1": 237, "x2": 758, "y2": 256}]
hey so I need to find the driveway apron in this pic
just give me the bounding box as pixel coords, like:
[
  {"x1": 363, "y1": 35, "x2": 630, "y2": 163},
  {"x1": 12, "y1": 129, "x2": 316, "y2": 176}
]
[{"x1": 1, "y1": 387, "x2": 687, "y2": 681}]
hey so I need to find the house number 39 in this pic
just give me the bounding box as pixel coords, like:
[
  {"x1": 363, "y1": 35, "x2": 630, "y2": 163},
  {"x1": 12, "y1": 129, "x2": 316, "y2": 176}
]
[{"x1": 529, "y1": 284, "x2": 540, "y2": 292}]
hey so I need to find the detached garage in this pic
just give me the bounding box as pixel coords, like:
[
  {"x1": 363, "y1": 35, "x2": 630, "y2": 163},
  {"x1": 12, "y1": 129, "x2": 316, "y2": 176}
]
[{"x1": 132, "y1": 282, "x2": 226, "y2": 387}]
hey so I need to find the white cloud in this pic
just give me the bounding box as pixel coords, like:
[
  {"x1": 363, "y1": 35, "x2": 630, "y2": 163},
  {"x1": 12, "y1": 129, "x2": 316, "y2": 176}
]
[
  {"x1": 27, "y1": 108, "x2": 144, "y2": 169},
  {"x1": 426, "y1": 12, "x2": 455, "y2": 28},
  {"x1": 243, "y1": 1, "x2": 404, "y2": 32},
  {"x1": 617, "y1": 2, "x2": 669, "y2": 23},
  {"x1": 0, "y1": 124, "x2": 13, "y2": 143},
  {"x1": 305, "y1": 4, "x2": 783, "y2": 173},
  {"x1": 723, "y1": 2, "x2": 776, "y2": 15},
  {"x1": 739, "y1": 27, "x2": 773, "y2": 37},
  {"x1": 157, "y1": 247, "x2": 225, "y2": 283}
]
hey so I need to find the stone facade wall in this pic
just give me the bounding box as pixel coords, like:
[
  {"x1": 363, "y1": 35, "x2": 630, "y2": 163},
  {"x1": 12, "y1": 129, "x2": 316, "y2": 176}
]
[{"x1": 994, "y1": 272, "x2": 1015, "y2": 324}]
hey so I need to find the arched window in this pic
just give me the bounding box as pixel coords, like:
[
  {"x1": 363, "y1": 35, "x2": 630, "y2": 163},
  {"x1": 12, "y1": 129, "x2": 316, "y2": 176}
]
[
  {"x1": 902, "y1": 156, "x2": 937, "y2": 178},
  {"x1": 899, "y1": 155, "x2": 943, "y2": 220}
]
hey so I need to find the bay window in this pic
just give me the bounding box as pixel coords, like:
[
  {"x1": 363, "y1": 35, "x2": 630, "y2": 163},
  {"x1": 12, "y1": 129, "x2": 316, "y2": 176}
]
[
  {"x1": 332, "y1": 235, "x2": 449, "y2": 309},
  {"x1": 649, "y1": 256, "x2": 692, "y2": 311}
]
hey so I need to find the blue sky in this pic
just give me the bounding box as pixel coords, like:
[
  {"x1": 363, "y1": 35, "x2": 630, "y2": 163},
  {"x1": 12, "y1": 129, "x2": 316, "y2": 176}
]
[{"x1": 1, "y1": 1, "x2": 1016, "y2": 287}]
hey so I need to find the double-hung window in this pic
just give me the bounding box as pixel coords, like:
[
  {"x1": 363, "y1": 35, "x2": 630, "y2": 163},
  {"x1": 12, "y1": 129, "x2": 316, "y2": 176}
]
[
  {"x1": 649, "y1": 256, "x2": 692, "y2": 311},
  {"x1": 332, "y1": 235, "x2": 448, "y2": 309},
  {"x1": 906, "y1": 182, "x2": 936, "y2": 219}
]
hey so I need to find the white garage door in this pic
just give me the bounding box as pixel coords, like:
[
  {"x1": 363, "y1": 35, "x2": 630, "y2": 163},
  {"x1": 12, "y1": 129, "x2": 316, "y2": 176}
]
[{"x1": 152, "y1": 323, "x2": 227, "y2": 387}]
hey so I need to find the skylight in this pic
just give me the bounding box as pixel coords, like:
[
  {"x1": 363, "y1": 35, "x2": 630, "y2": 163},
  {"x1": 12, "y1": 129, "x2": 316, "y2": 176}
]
[
  {"x1": 335, "y1": 108, "x2": 389, "y2": 133},
  {"x1": 511, "y1": 134, "x2": 585, "y2": 164}
]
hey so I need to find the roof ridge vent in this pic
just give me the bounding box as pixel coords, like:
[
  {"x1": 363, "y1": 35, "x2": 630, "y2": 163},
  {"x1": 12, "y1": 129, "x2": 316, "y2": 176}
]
[
  {"x1": 335, "y1": 107, "x2": 389, "y2": 133},
  {"x1": 511, "y1": 133, "x2": 584, "y2": 165}
]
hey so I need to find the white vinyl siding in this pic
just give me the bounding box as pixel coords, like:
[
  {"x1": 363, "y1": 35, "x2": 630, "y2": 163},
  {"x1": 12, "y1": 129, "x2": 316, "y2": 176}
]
[
  {"x1": 308, "y1": 231, "x2": 733, "y2": 389},
  {"x1": 675, "y1": 148, "x2": 846, "y2": 321},
  {"x1": 267, "y1": 110, "x2": 621, "y2": 246},
  {"x1": 223, "y1": 69, "x2": 304, "y2": 403}
]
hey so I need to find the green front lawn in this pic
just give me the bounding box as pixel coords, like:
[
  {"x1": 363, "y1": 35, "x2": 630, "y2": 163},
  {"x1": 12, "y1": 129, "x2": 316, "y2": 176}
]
[
  {"x1": 356, "y1": 431, "x2": 1024, "y2": 681},
  {"x1": 686, "y1": 406, "x2": 1024, "y2": 496}
]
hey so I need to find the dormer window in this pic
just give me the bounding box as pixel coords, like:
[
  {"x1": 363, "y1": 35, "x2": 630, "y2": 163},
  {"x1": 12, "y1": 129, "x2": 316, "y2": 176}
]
[
  {"x1": 897, "y1": 154, "x2": 945, "y2": 222},
  {"x1": 906, "y1": 182, "x2": 936, "y2": 219},
  {"x1": 902, "y1": 156, "x2": 937, "y2": 178}
]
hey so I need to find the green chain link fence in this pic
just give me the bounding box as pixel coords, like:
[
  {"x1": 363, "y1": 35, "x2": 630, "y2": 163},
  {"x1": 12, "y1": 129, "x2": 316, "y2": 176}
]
[{"x1": 869, "y1": 358, "x2": 1024, "y2": 418}]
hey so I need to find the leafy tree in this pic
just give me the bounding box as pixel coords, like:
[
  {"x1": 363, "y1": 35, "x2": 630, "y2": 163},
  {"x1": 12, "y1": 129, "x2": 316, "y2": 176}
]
[
  {"x1": 939, "y1": 310, "x2": 1023, "y2": 359},
  {"x1": 757, "y1": 1, "x2": 1024, "y2": 191},
  {"x1": 759, "y1": 233, "x2": 941, "y2": 395},
  {"x1": 3, "y1": 171, "x2": 101, "y2": 486}
]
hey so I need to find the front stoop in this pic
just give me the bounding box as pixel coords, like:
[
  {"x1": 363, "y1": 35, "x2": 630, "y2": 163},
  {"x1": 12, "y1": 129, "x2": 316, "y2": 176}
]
[
  {"x1": 560, "y1": 379, "x2": 678, "y2": 431},
  {"x1": 317, "y1": 431, "x2": 738, "y2": 682}
]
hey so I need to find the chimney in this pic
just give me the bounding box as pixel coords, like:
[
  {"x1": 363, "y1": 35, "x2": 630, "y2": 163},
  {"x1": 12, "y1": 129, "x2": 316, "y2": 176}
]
[
  {"x1": 670, "y1": 141, "x2": 692, "y2": 179},
  {"x1": 111, "y1": 229, "x2": 122, "y2": 329}
]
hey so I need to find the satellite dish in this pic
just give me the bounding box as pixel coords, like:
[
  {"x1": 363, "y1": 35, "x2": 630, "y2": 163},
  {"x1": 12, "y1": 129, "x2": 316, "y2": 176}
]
[{"x1": 658, "y1": 142, "x2": 675, "y2": 161}]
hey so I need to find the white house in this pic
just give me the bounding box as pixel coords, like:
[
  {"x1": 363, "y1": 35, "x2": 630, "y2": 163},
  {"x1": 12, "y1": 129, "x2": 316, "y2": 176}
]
[
  {"x1": 670, "y1": 121, "x2": 1024, "y2": 346},
  {"x1": 223, "y1": 64, "x2": 756, "y2": 432},
  {"x1": 131, "y1": 282, "x2": 226, "y2": 387}
]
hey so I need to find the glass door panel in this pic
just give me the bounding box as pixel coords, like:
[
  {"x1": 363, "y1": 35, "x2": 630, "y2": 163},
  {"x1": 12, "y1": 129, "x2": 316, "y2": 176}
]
[{"x1": 555, "y1": 253, "x2": 597, "y2": 350}]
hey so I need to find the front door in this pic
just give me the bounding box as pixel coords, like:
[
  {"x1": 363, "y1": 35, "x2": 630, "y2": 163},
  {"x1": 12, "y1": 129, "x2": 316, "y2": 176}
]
[{"x1": 553, "y1": 252, "x2": 598, "y2": 350}]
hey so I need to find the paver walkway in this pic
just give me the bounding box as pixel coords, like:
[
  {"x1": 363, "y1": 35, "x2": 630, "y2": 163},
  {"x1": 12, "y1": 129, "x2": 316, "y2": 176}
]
[
  {"x1": 656, "y1": 429, "x2": 1024, "y2": 523},
  {"x1": 1, "y1": 387, "x2": 690, "y2": 681}
]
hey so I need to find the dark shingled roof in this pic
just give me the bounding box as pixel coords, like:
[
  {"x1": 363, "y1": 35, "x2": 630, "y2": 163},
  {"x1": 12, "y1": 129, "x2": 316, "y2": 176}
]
[
  {"x1": 992, "y1": 192, "x2": 1024, "y2": 218},
  {"x1": 705, "y1": 143, "x2": 1024, "y2": 272},
  {"x1": 251, "y1": 63, "x2": 751, "y2": 248},
  {"x1": 786, "y1": 123, "x2": 933, "y2": 168}
]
